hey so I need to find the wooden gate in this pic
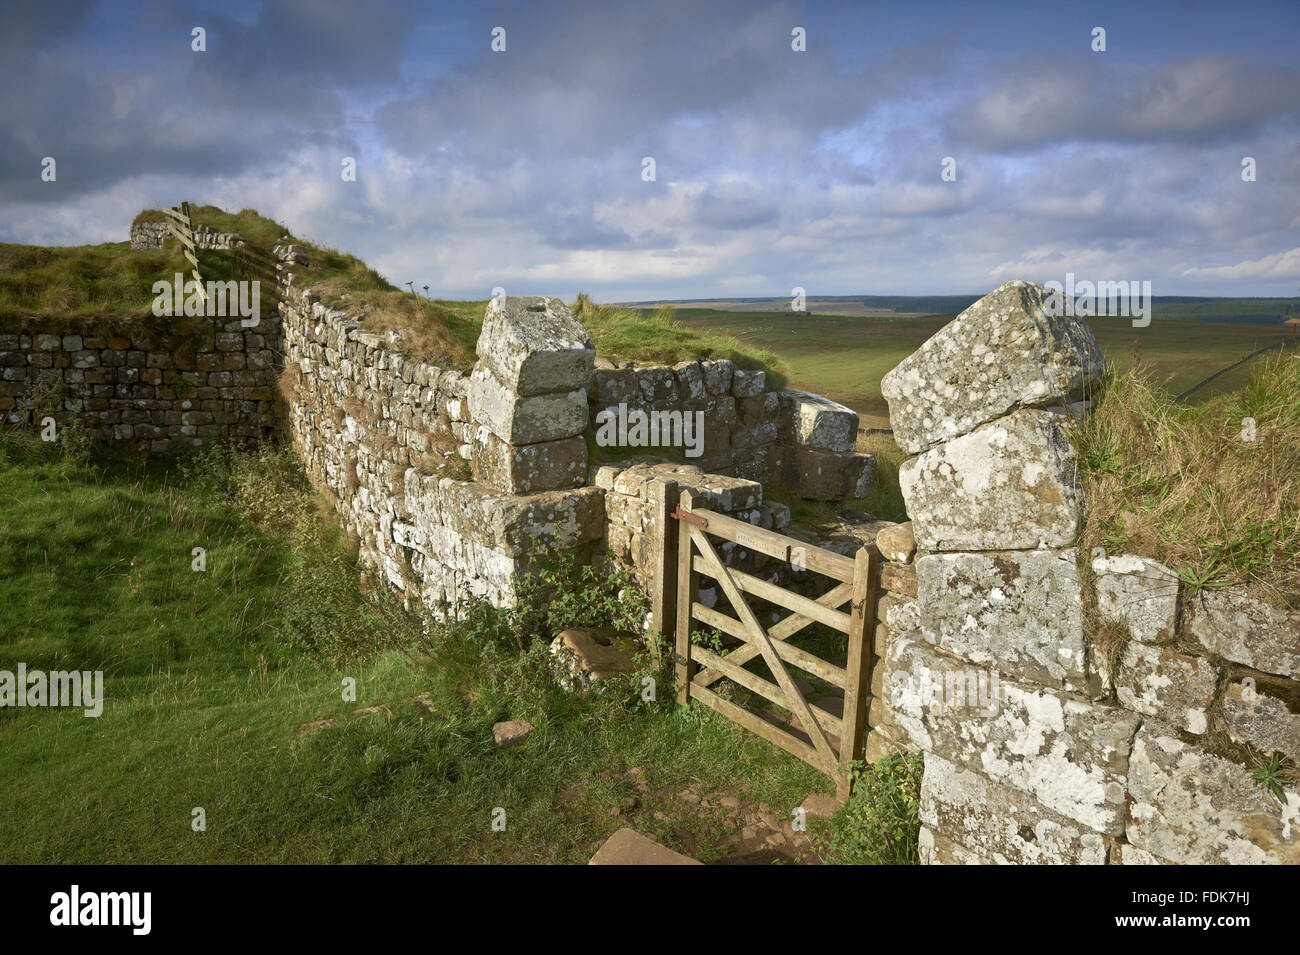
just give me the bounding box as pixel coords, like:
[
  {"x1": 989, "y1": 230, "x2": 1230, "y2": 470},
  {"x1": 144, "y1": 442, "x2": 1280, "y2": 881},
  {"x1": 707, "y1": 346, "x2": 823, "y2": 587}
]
[{"x1": 664, "y1": 488, "x2": 878, "y2": 800}]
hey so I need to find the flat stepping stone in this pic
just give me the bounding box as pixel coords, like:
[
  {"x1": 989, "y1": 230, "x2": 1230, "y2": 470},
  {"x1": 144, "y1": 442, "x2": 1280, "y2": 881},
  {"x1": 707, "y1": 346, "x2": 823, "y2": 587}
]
[{"x1": 589, "y1": 828, "x2": 702, "y2": 865}]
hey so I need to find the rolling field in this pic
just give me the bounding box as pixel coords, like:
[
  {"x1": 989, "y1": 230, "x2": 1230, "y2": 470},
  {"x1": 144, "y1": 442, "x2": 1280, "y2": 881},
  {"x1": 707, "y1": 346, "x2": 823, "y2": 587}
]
[{"x1": 669, "y1": 307, "x2": 1298, "y2": 429}]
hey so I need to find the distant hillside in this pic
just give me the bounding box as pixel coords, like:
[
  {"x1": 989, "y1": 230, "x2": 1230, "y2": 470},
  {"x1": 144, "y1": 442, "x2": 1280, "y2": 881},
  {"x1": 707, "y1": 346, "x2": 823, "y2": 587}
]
[{"x1": 624, "y1": 294, "x2": 1300, "y2": 326}]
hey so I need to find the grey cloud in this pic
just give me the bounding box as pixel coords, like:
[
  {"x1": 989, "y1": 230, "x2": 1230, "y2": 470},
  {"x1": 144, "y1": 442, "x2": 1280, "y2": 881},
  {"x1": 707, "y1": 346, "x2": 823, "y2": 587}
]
[{"x1": 949, "y1": 55, "x2": 1300, "y2": 152}]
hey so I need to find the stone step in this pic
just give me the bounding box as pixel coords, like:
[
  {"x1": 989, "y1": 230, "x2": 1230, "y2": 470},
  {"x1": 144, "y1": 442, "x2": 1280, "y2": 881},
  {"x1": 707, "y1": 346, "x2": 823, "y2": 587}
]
[{"x1": 589, "y1": 828, "x2": 702, "y2": 865}]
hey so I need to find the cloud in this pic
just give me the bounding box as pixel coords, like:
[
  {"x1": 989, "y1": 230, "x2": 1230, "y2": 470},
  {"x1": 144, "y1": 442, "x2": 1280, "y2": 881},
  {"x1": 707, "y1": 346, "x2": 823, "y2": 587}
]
[
  {"x1": 0, "y1": 0, "x2": 1297, "y2": 298},
  {"x1": 1180, "y1": 248, "x2": 1300, "y2": 280},
  {"x1": 948, "y1": 55, "x2": 1300, "y2": 153}
]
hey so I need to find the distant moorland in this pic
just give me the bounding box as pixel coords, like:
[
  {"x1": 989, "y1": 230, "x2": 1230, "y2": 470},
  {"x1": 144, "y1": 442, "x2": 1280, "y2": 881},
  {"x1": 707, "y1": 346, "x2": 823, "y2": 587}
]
[{"x1": 648, "y1": 301, "x2": 1299, "y2": 430}]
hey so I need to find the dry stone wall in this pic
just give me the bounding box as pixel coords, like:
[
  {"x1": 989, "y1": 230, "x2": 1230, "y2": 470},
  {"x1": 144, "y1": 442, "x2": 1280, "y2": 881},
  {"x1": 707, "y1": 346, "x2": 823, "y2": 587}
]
[
  {"x1": 280, "y1": 289, "x2": 604, "y2": 608},
  {"x1": 277, "y1": 287, "x2": 886, "y2": 620},
  {"x1": 129, "y1": 219, "x2": 245, "y2": 251},
  {"x1": 10, "y1": 217, "x2": 898, "y2": 627},
  {"x1": 588, "y1": 361, "x2": 874, "y2": 499},
  {"x1": 0, "y1": 313, "x2": 279, "y2": 450},
  {"x1": 876, "y1": 279, "x2": 1299, "y2": 865}
]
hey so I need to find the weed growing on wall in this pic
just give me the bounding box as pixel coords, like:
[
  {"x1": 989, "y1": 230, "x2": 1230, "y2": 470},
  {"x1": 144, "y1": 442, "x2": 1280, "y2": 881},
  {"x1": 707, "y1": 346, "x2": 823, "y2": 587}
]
[{"x1": 8, "y1": 375, "x2": 91, "y2": 464}]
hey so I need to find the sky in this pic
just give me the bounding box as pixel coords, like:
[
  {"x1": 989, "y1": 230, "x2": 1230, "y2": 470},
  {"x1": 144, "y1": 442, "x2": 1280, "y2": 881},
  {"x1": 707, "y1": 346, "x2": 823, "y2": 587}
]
[{"x1": 1, "y1": 0, "x2": 1298, "y2": 301}]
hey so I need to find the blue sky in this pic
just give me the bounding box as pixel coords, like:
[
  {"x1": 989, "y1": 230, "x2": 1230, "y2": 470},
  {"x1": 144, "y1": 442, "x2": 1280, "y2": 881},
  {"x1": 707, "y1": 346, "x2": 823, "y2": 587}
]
[{"x1": 2, "y1": 0, "x2": 1298, "y2": 300}]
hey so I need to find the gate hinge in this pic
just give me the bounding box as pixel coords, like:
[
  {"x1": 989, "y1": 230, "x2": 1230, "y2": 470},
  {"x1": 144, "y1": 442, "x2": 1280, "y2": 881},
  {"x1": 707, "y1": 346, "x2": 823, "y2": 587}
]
[{"x1": 671, "y1": 508, "x2": 707, "y2": 528}]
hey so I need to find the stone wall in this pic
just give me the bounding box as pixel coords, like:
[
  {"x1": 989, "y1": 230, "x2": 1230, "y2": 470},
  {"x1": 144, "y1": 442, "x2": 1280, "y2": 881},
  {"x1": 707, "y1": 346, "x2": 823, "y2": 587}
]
[
  {"x1": 875, "y1": 279, "x2": 1299, "y2": 865},
  {"x1": 129, "y1": 219, "x2": 245, "y2": 251},
  {"x1": 279, "y1": 289, "x2": 604, "y2": 608},
  {"x1": 277, "y1": 289, "x2": 882, "y2": 613},
  {"x1": 588, "y1": 362, "x2": 874, "y2": 499},
  {"x1": 0, "y1": 312, "x2": 279, "y2": 451}
]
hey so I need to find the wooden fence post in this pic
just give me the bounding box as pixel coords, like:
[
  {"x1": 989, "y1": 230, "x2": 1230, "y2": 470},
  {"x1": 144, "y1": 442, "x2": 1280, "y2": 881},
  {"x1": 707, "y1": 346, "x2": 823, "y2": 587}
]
[
  {"x1": 673, "y1": 489, "x2": 698, "y2": 705},
  {"x1": 838, "y1": 544, "x2": 877, "y2": 800},
  {"x1": 646, "y1": 478, "x2": 679, "y2": 667}
]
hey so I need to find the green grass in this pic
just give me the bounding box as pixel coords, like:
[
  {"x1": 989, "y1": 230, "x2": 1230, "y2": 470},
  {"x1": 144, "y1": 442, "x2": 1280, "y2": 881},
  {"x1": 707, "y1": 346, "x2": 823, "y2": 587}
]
[
  {"x1": 1074, "y1": 352, "x2": 1300, "y2": 607},
  {"x1": 0, "y1": 435, "x2": 830, "y2": 863}
]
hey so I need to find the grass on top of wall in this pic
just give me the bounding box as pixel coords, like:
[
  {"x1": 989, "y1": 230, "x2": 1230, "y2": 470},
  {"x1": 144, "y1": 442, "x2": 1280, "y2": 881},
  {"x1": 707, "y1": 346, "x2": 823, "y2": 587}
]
[
  {"x1": 574, "y1": 294, "x2": 788, "y2": 388},
  {"x1": 142, "y1": 205, "x2": 393, "y2": 294},
  {"x1": 313, "y1": 282, "x2": 483, "y2": 370},
  {"x1": 14, "y1": 207, "x2": 785, "y2": 383},
  {"x1": 1074, "y1": 351, "x2": 1300, "y2": 608},
  {"x1": 306, "y1": 289, "x2": 791, "y2": 381},
  {"x1": 0, "y1": 242, "x2": 194, "y2": 320}
]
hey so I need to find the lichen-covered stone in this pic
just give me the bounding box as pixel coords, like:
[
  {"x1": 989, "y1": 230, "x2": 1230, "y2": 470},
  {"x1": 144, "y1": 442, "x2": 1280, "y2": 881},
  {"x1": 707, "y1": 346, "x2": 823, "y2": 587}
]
[
  {"x1": 470, "y1": 426, "x2": 586, "y2": 494},
  {"x1": 881, "y1": 280, "x2": 1104, "y2": 454},
  {"x1": 779, "y1": 389, "x2": 859, "y2": 452},
  {"x1": 592, "y1": 367, "x2": 639, "y2": 404},
  {"x1": 886, "y1": 636, "x2": 1137, "y2": 834},
  {"x1": 920, "y1": 754, "x2": 1109, "y2": 864},
  {"x1": 1112, "y1": 842, "x2": 1170, "y2": 865},
  {"x1": 476, "y1": 296, "x2": 594, "y2": 396},
  {"x1": 918, "y1": 826, "x2": 992, "y2": 865},
  {"x1": 672, "y1": 360, "x2": 706, "y2": 400},
  {"x1": 731, "y1": 368, "x2": 766, "y2": 398},
  {"x1": 1126, "y1": 722, "x2": 1300, "y2": 864},
  {"x1": 1092, "y1": 554, "x2": 1179, "y2": 643},
  {"x1": 1184, "y1": 588, "x2": 1300, "y2": 679},
  {"x1": 1220, "y1": 678, "x2": 1300, "y2": 764},
  {"x1": 899, "y1": 409, "x2": 1084, "y2": 551},
  {"x1": 700, "y1": 359, "x2": 733, "y2": 395},
  {"x1": 884, "y1": 597, "x2": 921, "y2": 635},
  {"x1": 467, "y1": 364, "x2": 588, "y2": 445},
  {"x1": 405, "y1": 471, "x2": 605, "y2": 558},
  {"x1": 1116, "y1": 643, "x2": 1218, "y2": 734},
  {"x1": 635, "y1": 364, "x2": 678, "y2": 402},
  {"x1": 916, "y1": 549, "x2": 1088, "y2": 692}
]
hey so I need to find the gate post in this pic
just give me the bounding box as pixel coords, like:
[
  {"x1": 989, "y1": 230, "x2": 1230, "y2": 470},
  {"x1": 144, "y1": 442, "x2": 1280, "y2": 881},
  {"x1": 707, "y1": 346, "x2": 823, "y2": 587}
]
[
  {"x1": 646, "y1": 478, "x2": 679, "y2": 667},
  {"x1": 838, "y1": 544, "x2": 878, "y2": 799},
  {"x1": 673, "y1": 489, "x2": 698, "y2": 704}
]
